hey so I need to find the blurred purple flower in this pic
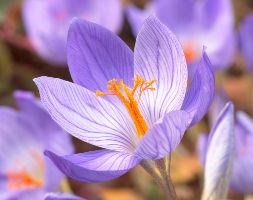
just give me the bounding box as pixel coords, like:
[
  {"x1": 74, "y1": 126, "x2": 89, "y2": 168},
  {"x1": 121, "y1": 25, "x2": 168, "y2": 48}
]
[
  {"x1": 239, "y1": 13, "x2": 253, "y2": 72},
  {"x1": 199, "y1": 92, "x2": 253, "y2": 194},
  {"x1": 201, "y1": 103, "x2": 234, "y2": 200},
  {"x1": 127, "y1": 0, "x2": 235, "y2": 72},
  {"x1": 230, "y1": 112, "x2": 253, "y2": 193},
  {"x1": 0, "y1": 91, "x2": 74, "y2": 199},
  {"x1": 34, "y1": 16, "x2": 214, "y2": 183},
  {"x1": 22, "y1": 0, "x2": 123, "y2": 65}
]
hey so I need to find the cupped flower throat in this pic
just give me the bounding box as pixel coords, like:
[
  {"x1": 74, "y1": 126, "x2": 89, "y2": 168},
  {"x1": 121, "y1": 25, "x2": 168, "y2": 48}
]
[
  {"x1": 96, "y1": 74, "x2": 156, "y2": 137},
  {"x1": 6, "y1": 151, "x2": 44, "y2": 190}
]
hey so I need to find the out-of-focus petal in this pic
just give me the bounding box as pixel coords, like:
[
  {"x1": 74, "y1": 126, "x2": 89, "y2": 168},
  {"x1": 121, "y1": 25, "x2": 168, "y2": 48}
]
[
  {"x1": 67, "y1": 18, "x2": 133, "y2": 92},
  {"x1": 134, "y1": 16, "x2": 188, "y2": 125},
  {"x1": 0, "y1": 107, "x2": 43, "y2": 172},
  {"x1": 44, "y1": 130, "x2": 74, "y2": 191},
  {"x1": 207, "y1": 30, "x2": 236, "y2": 70},
  {"x1": 5, "y1": 188, "x2": 45, "y2": 200},
  {"x1": 34, "y1": 77, "x2": 138, "y2": 153},
  {"x1": 197, "y1": 134, "x2": 209, "y2": 165},
  {"x1": 13, "y1": 90, "x2": 74, "y2": 191},
  {"x1": 22, "y1": 0, "x2": 123, "y2": 65},
  {"x1": 45, "y1": 149, "x2": 141, "y2": 183},
  {"x1": 22, "y1": 0, "x2": 68, "y2": 65},
  {"x1": 136, "y1": 110, "x2": 190, "y2": 160},
  {"x1": 126, "y1": 4, "x2": 154, "y2": 36},
  {"x1": 13, "y1": 90, "x2": 60, "y2": 132},
  {"x1": 200, "y1": 0, "x2": 234, "y2": 29},
  {"x1": 182, "y1": 51, "x2": 214, "y2": 127},
  {"x1": 155, "y1": 0, "x2": 195, "y2": 33},
  {"x1": 202, "y1": 103, "x2": 234, "y2": 200},
  {"x1": 45, "y1": 192, "x2": 84, "y2": 200},
  {"x1": 229, "y1": 112, "x2": 253, "y2": 193},
  {"x1": 80, "y1": 0, "x2": 123, "y2": 34},
  {"x1": 239, "y1": 13, "x2": 253, "y2": 72}
]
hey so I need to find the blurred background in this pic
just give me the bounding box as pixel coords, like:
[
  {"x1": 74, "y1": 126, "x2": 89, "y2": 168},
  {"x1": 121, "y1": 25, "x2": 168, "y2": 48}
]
[{"x1": 1, "y1": 0, "x2": 253, "y2": 199}]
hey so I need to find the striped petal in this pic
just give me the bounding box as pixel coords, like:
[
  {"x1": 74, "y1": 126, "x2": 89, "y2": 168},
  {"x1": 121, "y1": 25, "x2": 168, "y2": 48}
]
[
  {"x1": 67, "y1": 18, "x2": 134, "y2": 92},
  {"x1": 45, "y1": 149, "x2": 141, "y2": 183},
  {"x1": 136, "y1": 110, "x2": 190, "y2": 160},
  {"x1": 134, "y1": 16, "x2": 188, "y2": 125},
  {"x1": 202, "y1": 103, "x2": 234, "y2": 200},
  {"x1": 182, "y1": 51, "x2": 215, "y2": 127},
  {"x1": 34, "y1": 77, "x2": 138, "y2": 153}
]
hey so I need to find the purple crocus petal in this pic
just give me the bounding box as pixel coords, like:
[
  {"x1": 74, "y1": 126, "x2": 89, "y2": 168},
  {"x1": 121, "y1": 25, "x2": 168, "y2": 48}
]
[
  {"x1": 126, "y1": 4, "x2": 154, "y2": 36},
  {"x1": 136, "y1": 110, "x2": 190, "y2": 160},
  {"x1": 200, "y1": 0, "x2": 234, "y2": 29},
  {"x1": 202, "y1": 103, "x2": 234, "y2": 200},
  {"x1": 182, "y1": 51, "x2": 215, "y2": 127},
  {"x1": 155, "y1": 0, "x2": 195, "y2": 33},
  {"x1": 34, "y1": 77, "x2": 138, "y2": 153},
  {"x1": 197, "y1": 133, "x2": 208, "y2": 165},
  {"x1": 4, "y1": 188, "x2": 45, "y2": 200},
  {"x1": 45, "y1": 192, "x2": 84, "y2": 200},
  {"x1": 203, "y1": 27, "x2": 236, "y2": 70},
  {"x1": 239, "y1": 13, "x2": 253, "y2": 72},
  {"x1": 67, "y1": 18, "x2": 133, "y2": 92},
  {"x1": 134, "y1": 16, "x2": 188, "y2": 125},
  {"x1": 14, "y1": 90, "x2": 74, "y2": 154},
  {"x1": 0, "y1": 107, "x2": 44, "y2": 172},
  {"x1": 13, "y1": 90, "x2": 60, "y2": 132},
  {"x1": 22, "y1": 0, "x2": 123, "y2": 65},
  {"x1": 13, "y1": 90, "x2": 74, "y2": 191},
  {"x1": 79, "y1": 0, "x2": 123, "y2": 34},
  {"x1": 229, "y1": 112, "x2": 253, "y2": 193},
  {"x1": 45, "y1": 149, "x2": 141, "y2": 183},
  {"x1": 22, "y1": 0, "x2": 68, "y2": 65}
]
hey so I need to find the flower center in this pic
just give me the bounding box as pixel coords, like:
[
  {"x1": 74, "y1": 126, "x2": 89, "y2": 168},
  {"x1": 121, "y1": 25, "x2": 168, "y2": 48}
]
[
  {"x1": 183, "y1": 42, "x2": 198, "y2": 63},
  {"x1": 6, "y1": 151, "x2": 44, "y2": 190},
  {"x1": 96, "y1": 74, "x2": 156, "y2": 137}
]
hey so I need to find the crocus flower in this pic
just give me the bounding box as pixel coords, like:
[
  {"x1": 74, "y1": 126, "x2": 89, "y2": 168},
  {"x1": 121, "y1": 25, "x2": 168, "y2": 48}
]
[
  {"x1": 34, "y1": 16, "x2": 214, "y2": 186},
  {"x1": 230, "y1": 111, "x2": 253, "y2": 193},
  {"x1": 0, "y1": 91, "x2": 74, "y2": 199},
  {"x1": 201, "y1": 102, "x2": 235, "y2": 200},
  {"x1": 127, "y1": 0, "x2": 235, "y2": 72},
  {"x1": 199, "y1": 92, "x2": 253, "y2": 194},
  {"x1": 22, "y1": 0, "x2": 123, "y2": 65},
  {"x1": 239, "y1": 13, "x2": 253, "y2": 72}
]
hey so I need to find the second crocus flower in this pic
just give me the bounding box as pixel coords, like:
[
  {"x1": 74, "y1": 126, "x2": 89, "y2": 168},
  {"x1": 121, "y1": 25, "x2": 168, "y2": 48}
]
[
  {"x1": 0, "y1": 91, "x2": 74, "y2": 199},
  {"x1": 127, "y1": 0, "x2": 236, "y2": 72},
  {"x1": 22, "y1": 0, "x2": 123, "y2": 65}
]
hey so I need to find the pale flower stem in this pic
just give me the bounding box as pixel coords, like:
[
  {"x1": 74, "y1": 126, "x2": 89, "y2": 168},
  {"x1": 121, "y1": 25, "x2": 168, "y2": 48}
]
[
  {"x1": 156, "y1": 157, "x2": 178, "y2": 200},
  {"x1": 141, "y1": 158, "x2": 178, "y2": 200}
]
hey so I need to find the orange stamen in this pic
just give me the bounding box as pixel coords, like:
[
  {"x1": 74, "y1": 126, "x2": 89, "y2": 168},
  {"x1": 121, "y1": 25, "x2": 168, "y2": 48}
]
[
  {"x1": 6, "y1": 151, "x2": 44, "y2": 190},
  {"x1": 96, "y1": 74, "x2": 156, "y2": 137},
  {"x1": 183, "y1": 43, "x2": 198, "y2": 63},
  {"x1": 7, "y1": 170, "x2": 43, "y2": 190}
]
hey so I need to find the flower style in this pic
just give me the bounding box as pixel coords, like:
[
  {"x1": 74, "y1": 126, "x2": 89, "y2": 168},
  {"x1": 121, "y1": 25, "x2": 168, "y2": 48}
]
[
  {"x1": 22, "y1": 0, "x2": 123, "y2": 65},
  {"x1": 201, "y1": 103, "x2": 235, "y2": 200},
  {"x1": 34, "y1": 16, "x2": 214, "y2": 184},
  {"x1": 0, "y1": 91, "x2": 74, "y2": 199},
  {"x1": 127, "y1": 0, "x2": 235, "y2": 72},
  {"x1": 239, "y1": 13, "x2": 253, "y2": 72}
]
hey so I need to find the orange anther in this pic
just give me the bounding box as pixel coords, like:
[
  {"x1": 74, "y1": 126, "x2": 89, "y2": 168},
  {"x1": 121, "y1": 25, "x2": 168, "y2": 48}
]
[{"x1": 96, "y1": 74, "x2": 156, "y2": 137}]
